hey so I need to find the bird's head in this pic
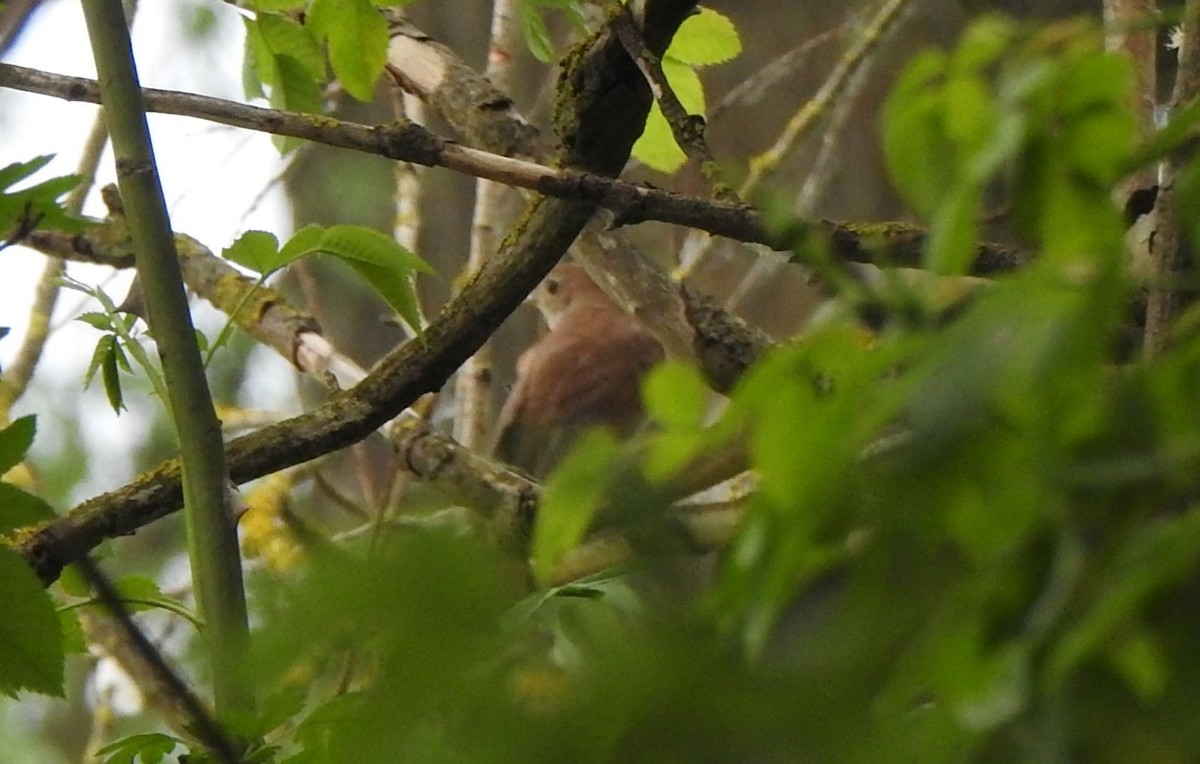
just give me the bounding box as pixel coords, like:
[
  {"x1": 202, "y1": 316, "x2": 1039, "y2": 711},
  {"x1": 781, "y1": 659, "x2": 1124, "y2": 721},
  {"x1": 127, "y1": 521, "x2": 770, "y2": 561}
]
[{"x1": 531, "y1": 262, "x2": 611, "y2": 329}]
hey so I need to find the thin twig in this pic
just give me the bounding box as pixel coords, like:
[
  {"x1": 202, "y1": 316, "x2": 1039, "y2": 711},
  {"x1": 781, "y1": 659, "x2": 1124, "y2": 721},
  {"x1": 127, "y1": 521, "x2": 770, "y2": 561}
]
[
  {"x1": 678, "y1": 0, "x2": 918, "y2": 280},
  {"x1": 454, "y1": 0, "x2": 522, "y2": 452},
  {"x1": 737, "y1": 0, "x2": 915, "y2": 198},
  {"x1": 725, "y1": 16, "x2": 885, "y2": 314},
  {"x1": 708, "y1": 25, "x2": 844, "y2": 122},
  {"x1": 0, "y1": 61, "x2": 1023, "y2": 274}
]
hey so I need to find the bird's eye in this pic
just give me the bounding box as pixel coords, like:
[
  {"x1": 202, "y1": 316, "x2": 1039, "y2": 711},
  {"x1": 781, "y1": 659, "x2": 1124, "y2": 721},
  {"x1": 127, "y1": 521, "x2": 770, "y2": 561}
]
[{"x1": 545, "y1": 278, "x2": 560, "y2": 295}]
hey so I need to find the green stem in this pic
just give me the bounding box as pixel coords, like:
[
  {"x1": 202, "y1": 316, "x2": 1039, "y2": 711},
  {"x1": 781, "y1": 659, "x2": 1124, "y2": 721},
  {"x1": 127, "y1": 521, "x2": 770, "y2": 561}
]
[
  {"x1": 79, "y1": 0, "x2": 254, "y2": 729},
  {"x1": 58, "y1": 596, "x2": 205, "y2": 631},
  {"x1": 205, "y1": 274, "x2": 267, "y2": 368}
]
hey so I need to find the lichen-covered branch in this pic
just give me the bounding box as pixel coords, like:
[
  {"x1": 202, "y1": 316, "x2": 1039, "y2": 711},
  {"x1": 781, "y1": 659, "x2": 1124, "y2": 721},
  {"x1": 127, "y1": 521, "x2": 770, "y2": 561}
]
[{"x1": 12, "y1": 0, "x2": 701, "y2": 584}]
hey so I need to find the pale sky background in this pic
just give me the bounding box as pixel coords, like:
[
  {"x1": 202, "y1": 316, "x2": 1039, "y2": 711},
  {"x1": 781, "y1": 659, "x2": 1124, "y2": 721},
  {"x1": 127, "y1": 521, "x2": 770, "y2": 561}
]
[{"x1": 1, "y1": 0, "x2": 295, "y2": 502}]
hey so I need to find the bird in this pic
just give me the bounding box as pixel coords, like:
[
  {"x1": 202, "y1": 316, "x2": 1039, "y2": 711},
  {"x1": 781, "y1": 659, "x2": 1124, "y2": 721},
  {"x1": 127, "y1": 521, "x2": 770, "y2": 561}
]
[{"x1": 491, "y1": 262, "x2": 665, "y2": 479}]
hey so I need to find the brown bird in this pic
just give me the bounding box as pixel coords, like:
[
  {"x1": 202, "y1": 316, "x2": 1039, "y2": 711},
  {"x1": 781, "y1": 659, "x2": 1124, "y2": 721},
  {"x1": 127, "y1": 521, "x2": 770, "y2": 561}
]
[{"x1": 492, "y1": 262, "x2": 665, "y2": 479}]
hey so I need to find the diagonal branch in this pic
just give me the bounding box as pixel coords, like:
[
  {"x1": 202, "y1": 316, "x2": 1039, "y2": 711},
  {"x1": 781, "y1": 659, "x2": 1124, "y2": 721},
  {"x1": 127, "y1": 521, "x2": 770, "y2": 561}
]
[{"x1": 11, "y1": 0, "x2": 702, "y2": 586}]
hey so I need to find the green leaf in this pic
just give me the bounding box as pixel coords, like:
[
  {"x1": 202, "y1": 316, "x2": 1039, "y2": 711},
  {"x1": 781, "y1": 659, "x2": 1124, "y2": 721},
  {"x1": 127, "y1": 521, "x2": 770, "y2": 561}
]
[
  {"x1": 643, "y1": 360, "x2": 708, "y2": 431},
  {"x1": 0, "y1": 156, "x2": 87, "y2": 235},
  {"x1": 942, "y1": 73, "x2": 996, "y2": 156},
  {"x1": 965, "y1": 110, "x2": 1026, "y2": 181},
  {"x1": 315, "y1": 225, "x2": 434, "y2": 333},
  {"x1": 101, "y1": 336, "x2": 127, "y2": 413},
  {"x1": 194, "y1": 328, "x2": 211, "y2": 357},
  {"x1": 1063, "y1": 110, "x2": 1134, "y2": 184},
  {"x1": 244, "y1": 0, "x2": 304, "y2": 9},
  {"x1": 96, "y1": 733, "x2": 181, "y2": 764},
  {"x1": 278, "y1": 223, "x2": 325, "y2": 264},
  {"x1": 926, "y1": 182, "x2": 981, "y2": 276},
  {"x1": 642, "y1": 362, "x2": 714, "y2": 482},
  {"x1": 1049, "y1": 508, "x2": 1200, "y2": 686},
  {"x1": 307, "y1": 0, "x2": 389, "y2": 101},
  {"x1": 77, "y1": 311, "x2": 115, "y2": 333},
  {"x1": 948, "y1": 14, "x2": 1013, "y2": 74},
  {"x1": 0, "y1": 415, "x2": 36, "y2": 474},
  {"x1": 272, "y1": 54, "x2": 323, "y2": 116},
  {"x1": 0, "y1": 544, "x2": 64, "y2": 697},
  {"x1": 256, "y1": 13, "x2": 324, "y2": 81},
  {"x1": 317, "y1": 225, "x2": 433, "y2": 275},
  {"x1": 339, "y1": 259, "x2": 421, "y2": 334},
  {"x1": 17, "y1": 172, "x2": 82, "y2": 202},
  {"x1": 633, "y1": 104, "x2": 686, "y2": 174},
  {"x1": 0, "y1": 483, "x2": 55, "y2": 536},
  {"x1": 1105, "y1": 626, "x2": 1168, "y2": 702},
  {"x1": 882, "y1": 50, "x2": 951, "y2": 217},
  {"x1": 951, "y1": 641, "x2": 1030, "y2": 732},
  {"x1": 243, "y1": 17, "x2": 272, "y2": 100},
  {"x1": 57, "y1": 607, "x2": 87, "y2": 655},
  {"x1": 113, "y1": 575, "x2": 167, "y2": 612},
  {"x1": 244, "y1": 12, "x2": 324, "y2": 150},
  {"x1": 632, "y1": 53, "x2": 706, "y2": 174},
  {"x1": 1059, "y1": 52, "x2": 1132, "y2": 115},
  {"x1": 265, "y1": 223, "x2": 435, "y2": 331},
  {"x1": 224, "y1": 229, "x2": 282, "y2": 275},
  {"x1": 532, "y1": 430, "x2": 621, "y2": 585},
  {"x1": 663, "y1": 57, "x2": 705, "y2": 113},
  {"x1": 518, "y1": 0, "x2": 555, "y2": 63},
  {"x1": 58, "y1": 564, "x2": 90, "y2": 598},
  {"x1": 666, "y1": 7, "x2": 741, "y2": 66},
  {"x1": 0, "y1": 155, "x2": 53, "y2": 190}
]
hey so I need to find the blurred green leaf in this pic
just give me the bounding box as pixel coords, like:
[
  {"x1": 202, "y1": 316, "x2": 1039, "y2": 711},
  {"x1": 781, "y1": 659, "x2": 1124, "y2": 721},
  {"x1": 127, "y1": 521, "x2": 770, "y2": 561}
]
[
  {"x1": 882, "y1": 50, "x2": 951, "y2": 217},
  {"x1": 95, "y1": 733, "x2": 181, "y2": 764},
  {"x1": 0, "y1": 545, "x2": 63, "y2": 697},
  {"x1": 0, "y1": 155, "x2": 52, "y2": 189},
  {"x1": 643, "y1": 361, "x2": 707, "y2": 431},
  {"x1": 0, "y1": 483, "x2": 55, "y2": 535},
  {"x1": 642, "y1": 361, "x2": 712, "y2": 482},
  {"x1": 926, "y1": 181, "x2": 980, "y2": 275},
  {"x1": 0, "y1": 415, "x2": 35, "y2": 475},
  {"x1": 533, "y1": 429, "x2": 621, "y2": 585},
  {"x1": 1049, "y1": 508, "x2": 1200, "y2": 686},
  {"x1": 56, "y1": 608, "x2": 86, "y2": 655},
  {"x1": 1105, "y1": 626, "x2": 1168, "y2": 702},
  {"x1": 518, "y1": 0, "x2": 555, "y2": 63},
  {"x1": 244, "y1": 0, "x2": 304, "y2": 9},
  {"x1": 0, "y1": 155, "x2": 87, "y2": 236}
]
